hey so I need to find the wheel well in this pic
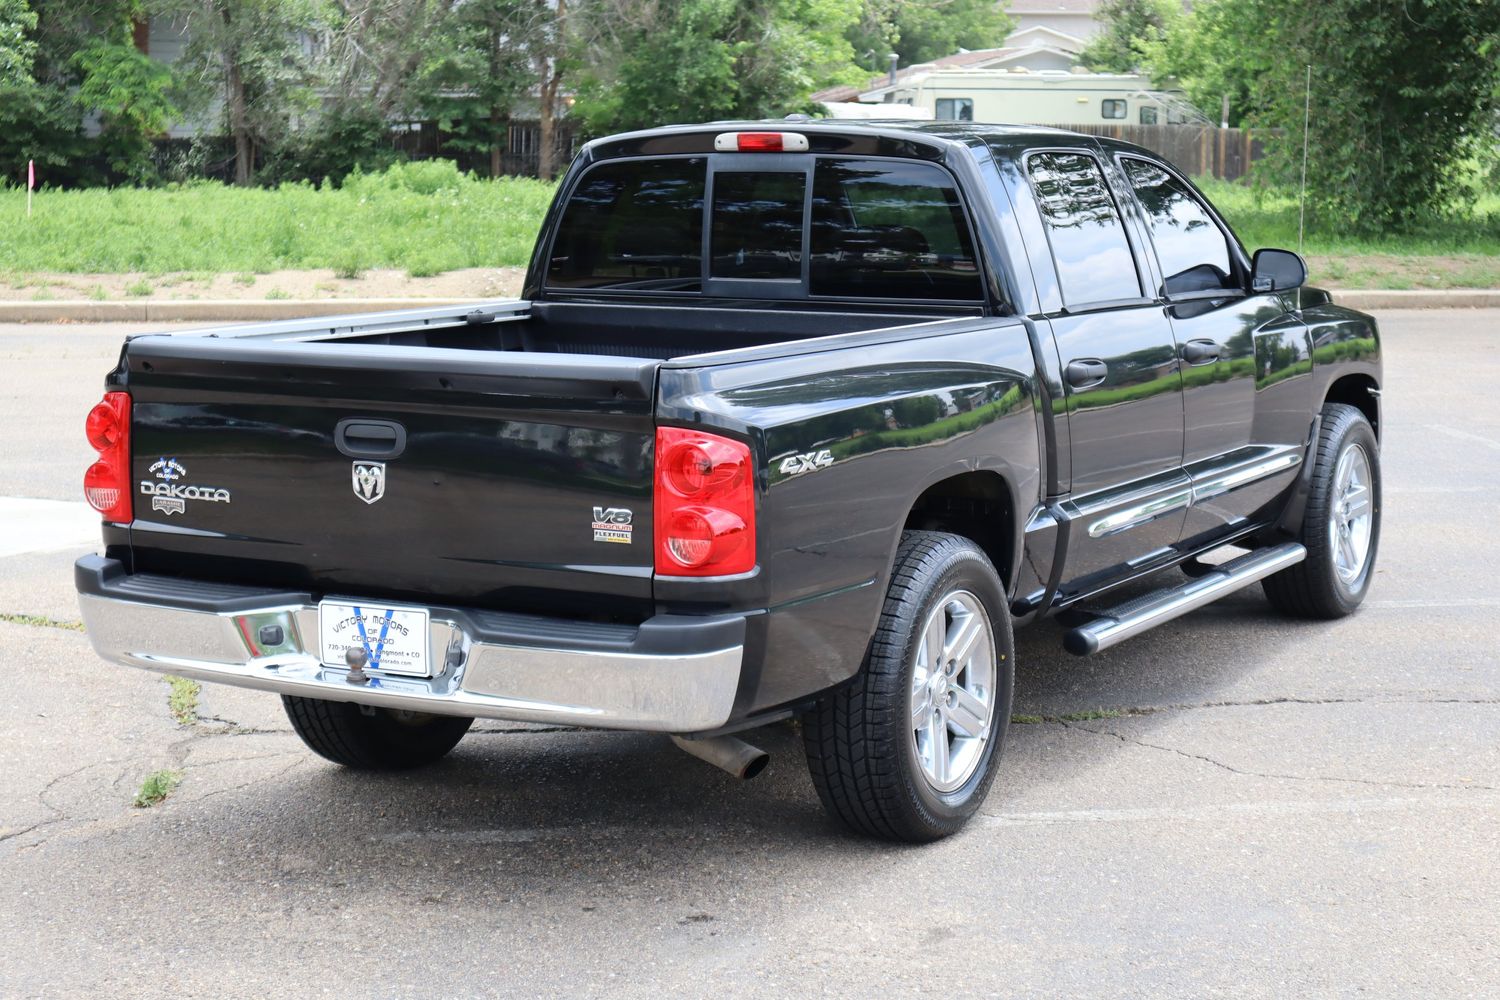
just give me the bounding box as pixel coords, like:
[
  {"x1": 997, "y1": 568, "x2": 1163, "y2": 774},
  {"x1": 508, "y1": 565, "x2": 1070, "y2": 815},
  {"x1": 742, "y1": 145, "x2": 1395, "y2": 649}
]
[
  {"x1": 1325, "y1": 373, "x2": 1379, "y2": 438},
  {"x1": 904, "y1": 472, "x2": 1014, "y2": 589}
]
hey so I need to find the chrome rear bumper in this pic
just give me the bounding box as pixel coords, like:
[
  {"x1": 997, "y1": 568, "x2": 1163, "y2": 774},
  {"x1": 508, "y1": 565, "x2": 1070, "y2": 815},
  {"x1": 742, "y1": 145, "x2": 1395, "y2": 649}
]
[{"x1": 75, "y1": 556, "x2": 745, "y2": 733}]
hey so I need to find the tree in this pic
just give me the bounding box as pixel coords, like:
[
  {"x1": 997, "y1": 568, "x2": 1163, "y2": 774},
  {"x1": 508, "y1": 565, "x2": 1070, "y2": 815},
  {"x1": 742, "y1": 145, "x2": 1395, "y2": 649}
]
[
  {"x1": 570, "y1": 0, "x2": 865, "y2": 137},
  {"x1": 1078, "y1": 0, "x2": 1177, "y2": 73},
  {"x1": 75, "y1": 38, "x2": 179, "y2": 179},
  {"x1": 161, "y1": 0, "x2": 321, "y2": 185},
  {"x1": 1143, "y1": 0, "x2": 1500, "y2": 229},
  {"x1": 847, "y1": 0, "x2": 1012, "y2": 71},
  {"x1": 0, "y1": 0, "x2": 37, "y2": 87}
]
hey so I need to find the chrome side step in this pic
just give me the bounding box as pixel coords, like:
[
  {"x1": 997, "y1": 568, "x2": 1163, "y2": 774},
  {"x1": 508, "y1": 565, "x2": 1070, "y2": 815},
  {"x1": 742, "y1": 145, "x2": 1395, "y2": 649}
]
[{"x1": 1063, "y1": 543, "x2": 1307, "y2": 656}]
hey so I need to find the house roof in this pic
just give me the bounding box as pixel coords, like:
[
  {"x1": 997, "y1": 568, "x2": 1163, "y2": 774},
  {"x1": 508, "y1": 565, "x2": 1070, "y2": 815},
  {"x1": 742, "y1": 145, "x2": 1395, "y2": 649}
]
[
  {"x1": 1004, "y1": 24, "x2": 1087, "y2": 52},
  {"x1": 1007, "y1": 0, "x2": 1100, "y2": 13},
  {"x1": 813, "y1": 47, "x2": 1039, "y2": 104}
]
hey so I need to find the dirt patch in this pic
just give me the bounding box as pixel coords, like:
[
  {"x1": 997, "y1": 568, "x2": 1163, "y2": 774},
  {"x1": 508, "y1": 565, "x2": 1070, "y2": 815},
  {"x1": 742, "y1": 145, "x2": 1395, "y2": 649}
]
[{"x1": 1, "y1": 267, "x2": 526, "y2": 302}]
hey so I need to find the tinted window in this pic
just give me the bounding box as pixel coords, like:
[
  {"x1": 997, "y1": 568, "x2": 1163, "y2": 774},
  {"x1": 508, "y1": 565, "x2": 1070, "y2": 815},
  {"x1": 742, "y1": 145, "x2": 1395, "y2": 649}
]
[
  {"x1": 936, "y1": 98, "x2": 974, "y2": 121},
  {"x1": 1122, "y1": 158, "x2": 1235, "y2": 294},
  {"x1": 547, "y1": 158, "x2": 704, "y2": 290},
  {"x1": 1026, "y1": 152, "x2": 1140, "y2": 305},
  {"x1": 1102, "y1": 99, "x2": 1127, "y2": 120},
  {"x1": 810, "y1": 159, "x2": 982, "y2": 300},
  {"x1": 710, "y1": 172, "x2": 806, "y2": 280}
]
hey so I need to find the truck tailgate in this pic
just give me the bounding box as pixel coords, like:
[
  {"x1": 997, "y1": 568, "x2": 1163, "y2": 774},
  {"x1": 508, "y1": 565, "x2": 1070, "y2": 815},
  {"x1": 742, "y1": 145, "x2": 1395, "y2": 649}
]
[{"x1": 121, "y1": 335, "x2": 659, "y2": 618}]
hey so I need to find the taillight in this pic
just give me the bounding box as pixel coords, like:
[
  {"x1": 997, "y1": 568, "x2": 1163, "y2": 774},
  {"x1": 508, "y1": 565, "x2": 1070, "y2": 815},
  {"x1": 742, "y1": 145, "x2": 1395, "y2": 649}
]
[
  {"x1": 84, "y1": 391, "x2": 131, "y2": 522},
  {"x1": 654, "y1": 427, "x2": 755, "y2": 576}
]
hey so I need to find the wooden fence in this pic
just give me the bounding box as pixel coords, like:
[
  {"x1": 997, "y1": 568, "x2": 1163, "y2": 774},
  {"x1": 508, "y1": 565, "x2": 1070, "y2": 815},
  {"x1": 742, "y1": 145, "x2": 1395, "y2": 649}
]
[{"x1": 1040, "y1": 124, "x2": 1277, "y2": 181}]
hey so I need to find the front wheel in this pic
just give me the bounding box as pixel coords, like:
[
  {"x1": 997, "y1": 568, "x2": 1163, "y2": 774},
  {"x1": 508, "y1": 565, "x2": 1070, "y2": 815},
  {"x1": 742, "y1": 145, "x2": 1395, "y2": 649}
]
[
  {"x1": 282, "y1": 696, "x2": 472, "y2": 769},
  {"x1": 1264, "y1": 402, "x2": 1381, "y2": 618},
  {"x1": 802, "y1": 531, "x2": 1015, "y2": 842}
]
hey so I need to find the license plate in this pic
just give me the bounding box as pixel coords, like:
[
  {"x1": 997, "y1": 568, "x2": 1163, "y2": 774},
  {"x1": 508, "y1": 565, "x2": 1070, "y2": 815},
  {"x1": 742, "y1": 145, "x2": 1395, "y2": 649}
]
[{"x1": 318, "y1": 600, "x2": 431, "y2": 678}]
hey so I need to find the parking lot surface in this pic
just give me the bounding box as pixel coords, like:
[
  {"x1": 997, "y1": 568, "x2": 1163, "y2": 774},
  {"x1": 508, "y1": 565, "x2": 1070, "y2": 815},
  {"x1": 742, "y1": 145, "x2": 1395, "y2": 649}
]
[{"x1": 1, "y1": 312, "x2": 1497, "y2": 998}]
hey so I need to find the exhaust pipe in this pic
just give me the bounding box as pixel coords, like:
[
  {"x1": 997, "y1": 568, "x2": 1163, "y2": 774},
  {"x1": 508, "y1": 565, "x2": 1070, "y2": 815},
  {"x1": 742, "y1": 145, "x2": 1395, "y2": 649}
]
[{"x1": 670, "y1": 734, "x2": 769, "y2": 780}]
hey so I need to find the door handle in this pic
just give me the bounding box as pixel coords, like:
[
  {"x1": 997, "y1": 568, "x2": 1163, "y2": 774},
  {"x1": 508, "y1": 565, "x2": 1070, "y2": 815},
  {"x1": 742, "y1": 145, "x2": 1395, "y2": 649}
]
[
  {"x1": 1182, "y1": 339, "x2": 1222, "y2": 365},
  {"x1": 1064, "y1": 359, "x2": 1108, "y2": 389},
  {"x1": 334, "y1": 418, "x2": 407, "y2": 460}
]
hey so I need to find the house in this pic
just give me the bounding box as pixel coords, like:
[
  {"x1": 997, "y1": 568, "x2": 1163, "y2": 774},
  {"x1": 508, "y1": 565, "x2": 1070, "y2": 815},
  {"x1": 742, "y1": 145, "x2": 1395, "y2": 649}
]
[{"x1": 1007, "y1": 0, "x2": 1103, "y2": 42}]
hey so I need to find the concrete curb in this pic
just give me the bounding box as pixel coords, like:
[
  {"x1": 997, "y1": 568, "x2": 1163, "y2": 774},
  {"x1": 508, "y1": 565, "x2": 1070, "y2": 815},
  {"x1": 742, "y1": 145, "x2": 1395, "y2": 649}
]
[
  {"x1": 0, "y1": 290, "x2": 1497, "y2": 323},
  {"x1": 0, "y1": 298, "x2": 478, "y2": 323}
]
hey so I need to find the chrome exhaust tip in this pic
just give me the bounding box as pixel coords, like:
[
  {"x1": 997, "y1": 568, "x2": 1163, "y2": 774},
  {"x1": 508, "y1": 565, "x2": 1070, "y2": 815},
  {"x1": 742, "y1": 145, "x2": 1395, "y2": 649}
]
[{"x1": 670, "y1": 734, "x2": 769, "y2": 780}]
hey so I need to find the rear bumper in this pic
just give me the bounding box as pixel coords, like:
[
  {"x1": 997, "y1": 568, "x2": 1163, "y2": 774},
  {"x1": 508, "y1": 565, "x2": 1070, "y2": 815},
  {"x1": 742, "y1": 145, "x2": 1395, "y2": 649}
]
[{"x1": 75, "y1": 555, "x2": 744, "y2": 733}]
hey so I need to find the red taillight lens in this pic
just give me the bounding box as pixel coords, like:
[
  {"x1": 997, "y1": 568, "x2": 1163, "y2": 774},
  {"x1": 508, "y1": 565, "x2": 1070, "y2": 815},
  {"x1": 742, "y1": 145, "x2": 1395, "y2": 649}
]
[
  {"x1": 736, "y1": 132, "x2": 784, "y2": 152},
  {"x1": 655, "y1": 427, "x2": 755, "y2": 577},
  {"x1": 84, "y1": 391, "x2": 131, "y2": 522}
]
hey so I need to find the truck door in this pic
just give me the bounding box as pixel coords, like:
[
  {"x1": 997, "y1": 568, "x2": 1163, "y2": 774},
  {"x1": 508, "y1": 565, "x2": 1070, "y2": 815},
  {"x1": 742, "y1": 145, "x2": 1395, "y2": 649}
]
[
  {"x1": 1111, "y1": 155, "x2": 1312, "y2": 541},
  {"x1": 1019, "y1": 150, "x2": 1189, "y2": 586}
]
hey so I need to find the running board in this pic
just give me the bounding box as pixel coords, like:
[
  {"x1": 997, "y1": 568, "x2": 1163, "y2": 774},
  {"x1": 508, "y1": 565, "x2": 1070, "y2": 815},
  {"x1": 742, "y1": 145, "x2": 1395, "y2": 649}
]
[{"x1": 1063, "y1": 543, "x2": 1307, "y2": 656}]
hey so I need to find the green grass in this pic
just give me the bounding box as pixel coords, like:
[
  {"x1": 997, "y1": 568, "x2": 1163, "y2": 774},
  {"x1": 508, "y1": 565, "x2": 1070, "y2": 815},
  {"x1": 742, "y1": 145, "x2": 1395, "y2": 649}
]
[
  {"x1": 164, "y1": 675, "x2": 200, "y2": 726},
  {"x1": 0, "y1": 612, "x2": 85, "y2": 631},
  {"x1": 1, "y1": 160, "x2": 557, "y2": 275},
  {"x1": 134, "y1": 769, "x2": 182, "y2": 808}
]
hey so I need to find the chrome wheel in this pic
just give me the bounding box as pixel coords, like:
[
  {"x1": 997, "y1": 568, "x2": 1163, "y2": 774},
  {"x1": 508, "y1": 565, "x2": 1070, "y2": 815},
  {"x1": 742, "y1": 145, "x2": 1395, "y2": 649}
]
[
  {"x1": 1328, "y1": 442, "x2": 1374, "y2": 586},
  {"x1": 909, "y1": 590, "x2": 996, "y2": 793}
]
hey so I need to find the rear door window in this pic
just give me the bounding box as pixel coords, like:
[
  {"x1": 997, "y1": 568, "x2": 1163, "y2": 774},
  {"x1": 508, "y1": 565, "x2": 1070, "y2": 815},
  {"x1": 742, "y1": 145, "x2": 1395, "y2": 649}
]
[
  {"x1": 1025, "y1": 151, "x2": 1141, "y2": 307},
  {"x1": 809, "y1": 159, "x2": 982, "y2": 301},
  {"x1": 546, "y1": 157, "x2": 705, "y2": 291}
]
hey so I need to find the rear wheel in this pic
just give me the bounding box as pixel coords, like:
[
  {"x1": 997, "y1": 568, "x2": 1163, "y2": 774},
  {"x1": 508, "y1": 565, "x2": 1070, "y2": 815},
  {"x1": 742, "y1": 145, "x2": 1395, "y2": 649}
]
[
  {"x1": 282, "y1": 696, "x2": 472, "y2": 769},
  {"x1": 1264, "y1": 402, "x2": 1381, "y2": 618},
  {"x1": 802, "y1": 531, "x2": 1015, "y2": 842}
]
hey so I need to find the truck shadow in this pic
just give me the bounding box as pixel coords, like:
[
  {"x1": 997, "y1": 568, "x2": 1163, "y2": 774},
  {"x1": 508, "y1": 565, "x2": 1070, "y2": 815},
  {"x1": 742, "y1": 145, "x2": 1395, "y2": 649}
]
[{"x1": 143, "y1": 576, "x2": 1328, "y2": 894}]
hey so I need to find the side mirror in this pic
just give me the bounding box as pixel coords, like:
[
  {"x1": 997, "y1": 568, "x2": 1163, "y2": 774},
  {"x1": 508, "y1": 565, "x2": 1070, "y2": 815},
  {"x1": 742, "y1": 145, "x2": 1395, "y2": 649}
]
[{"x1": 1251, "y1": 248, "x2": 1307, "y2": 292}]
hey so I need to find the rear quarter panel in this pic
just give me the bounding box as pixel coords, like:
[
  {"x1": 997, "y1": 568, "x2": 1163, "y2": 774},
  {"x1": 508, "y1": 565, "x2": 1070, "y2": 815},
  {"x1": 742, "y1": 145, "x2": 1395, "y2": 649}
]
[{"x1": 657, "y1": 320, "x2": 1041, "y2": 713}]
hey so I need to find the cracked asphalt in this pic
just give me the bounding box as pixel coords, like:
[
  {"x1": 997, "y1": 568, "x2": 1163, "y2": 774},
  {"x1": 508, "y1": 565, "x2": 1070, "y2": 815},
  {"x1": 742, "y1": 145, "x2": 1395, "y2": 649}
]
[{"x1": 2, "y1": 312, "x2": 1498, "y2": 999}]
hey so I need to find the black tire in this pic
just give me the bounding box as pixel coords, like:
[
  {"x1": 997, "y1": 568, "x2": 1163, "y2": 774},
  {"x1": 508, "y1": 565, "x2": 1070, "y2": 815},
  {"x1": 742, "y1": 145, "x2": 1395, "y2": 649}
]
[
  {"x1": 282, "y1": 696, "x2": 472, "y2": 769},
  {"x1": 1264, "y1": 402, "x2": 1381, "y2": 619},
  {"x1": 802, "y1": 531, "x2": 1015, "y2": 843}
]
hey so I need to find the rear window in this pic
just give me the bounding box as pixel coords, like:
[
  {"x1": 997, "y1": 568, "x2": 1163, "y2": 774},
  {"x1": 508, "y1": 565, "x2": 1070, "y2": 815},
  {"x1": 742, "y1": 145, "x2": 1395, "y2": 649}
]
[
  {"x1": 547, "y1": 157, "x2": 705, "y2": 291},
  {"x1": 546, "y1": 155, "x2": 982, "y2": 302},
  {"x1": 810, "y1": 160, "x2": 982, "y2": 300}
]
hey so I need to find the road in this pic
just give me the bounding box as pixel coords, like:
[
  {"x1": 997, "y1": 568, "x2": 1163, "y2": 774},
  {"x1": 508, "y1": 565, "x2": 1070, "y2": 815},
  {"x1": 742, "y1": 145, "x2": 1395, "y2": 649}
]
[{"x1": 1, "y1": 313, "x2": 1497, "y2": 999}]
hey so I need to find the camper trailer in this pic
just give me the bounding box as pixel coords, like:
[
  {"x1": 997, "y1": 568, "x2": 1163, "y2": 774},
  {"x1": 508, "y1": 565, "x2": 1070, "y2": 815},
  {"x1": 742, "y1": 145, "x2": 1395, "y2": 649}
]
[{"x1": 859, "y1": 68, "x2": 1186, "y2": 127}]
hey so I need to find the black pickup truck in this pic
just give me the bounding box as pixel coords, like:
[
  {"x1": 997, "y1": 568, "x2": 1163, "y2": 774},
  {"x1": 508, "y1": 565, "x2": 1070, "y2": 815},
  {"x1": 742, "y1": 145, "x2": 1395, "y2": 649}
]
[{"x1": 77, "y1": 122, "x2": 1382, "y2": 841}]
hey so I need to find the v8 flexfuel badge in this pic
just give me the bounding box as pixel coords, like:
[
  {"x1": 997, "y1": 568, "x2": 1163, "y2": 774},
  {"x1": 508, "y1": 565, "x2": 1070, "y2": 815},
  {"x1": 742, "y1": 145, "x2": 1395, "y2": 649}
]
[
  {"x1": 139, "y1": 457, "x2": 232, "y2": 516},
  {"x1": 592, "y1": 506, "x2": 633, "y2": 544}
]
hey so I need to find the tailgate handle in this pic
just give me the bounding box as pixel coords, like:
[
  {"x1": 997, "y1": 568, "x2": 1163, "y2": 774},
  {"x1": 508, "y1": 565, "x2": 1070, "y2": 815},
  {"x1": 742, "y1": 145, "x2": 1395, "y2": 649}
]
[{"x1": 335, "y1": 418, "x2": 407, "y2": 460}]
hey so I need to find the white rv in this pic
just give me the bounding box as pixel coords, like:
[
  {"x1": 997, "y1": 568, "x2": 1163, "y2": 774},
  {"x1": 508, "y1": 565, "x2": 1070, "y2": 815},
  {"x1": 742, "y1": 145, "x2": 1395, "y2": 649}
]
[{"x1": 858, "y1": 68, "x2": 1191, "y2": 127}]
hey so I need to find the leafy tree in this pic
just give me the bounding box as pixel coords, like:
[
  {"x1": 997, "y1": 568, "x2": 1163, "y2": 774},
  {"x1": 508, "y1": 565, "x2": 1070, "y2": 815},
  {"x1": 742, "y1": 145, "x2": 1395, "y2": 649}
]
[
  {"x1": 75, "y1": 38, "x2": 179, "y2": 180},
  {"x1": 847, "y1": 0, "x2": 1012, "y2": 70},
  {"x1": 411, "y1": 1, "x2": 534, "y2": 177},
  {"x1": 1144, "y1": 0, "x2": 1500, "y2": 230},
  {"x1": 0, "y1": 0, "x2": 36, "y2": 87},
  {"x1": 570, "y1": 0, "x2": 865, "y2": 136},
  {"x1": 159, "y1": 0, "x2": 322, "y2": 185},
  {"x1": 1078, "y1": 0, "x2": 1177, "y2": 73}
]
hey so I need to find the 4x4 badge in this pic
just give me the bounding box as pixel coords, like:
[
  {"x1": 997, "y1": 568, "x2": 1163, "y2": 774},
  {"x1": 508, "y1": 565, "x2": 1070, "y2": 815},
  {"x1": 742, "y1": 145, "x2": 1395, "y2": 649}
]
[{"x1": 352, "y1": 462, "x2": 386, "y2": 504}]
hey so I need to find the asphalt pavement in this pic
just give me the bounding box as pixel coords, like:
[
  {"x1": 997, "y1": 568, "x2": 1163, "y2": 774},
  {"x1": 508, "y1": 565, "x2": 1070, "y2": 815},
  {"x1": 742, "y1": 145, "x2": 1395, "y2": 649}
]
[{"x1": 1, "y1": 313, "x2": 1497, "y2": 999}]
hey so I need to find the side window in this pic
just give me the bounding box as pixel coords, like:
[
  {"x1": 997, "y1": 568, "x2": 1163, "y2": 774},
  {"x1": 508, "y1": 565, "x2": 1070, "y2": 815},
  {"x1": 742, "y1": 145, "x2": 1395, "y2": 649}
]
[
  {"x1": 1139, "y1": 106, "x2": 1158, "y2": 125},
  {"x1": 1121, "y1": 158, "x2": 1236, "y2": 295},
  {"x1": 809, "y1": 159, "x2": 983, "y2": 301},
  {"x1": 936, "y1": 98, "x2": 974, "y2": 121},
  {"x1": 1025, "y1": 151, "x2": 1141, "y2": 306},
  {"x1": 547, "y1": 158, "x2": 704, "y2": 290},
  {"x1": 1102, "y1": 99, "x2": 1127, "y2": 120}
]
